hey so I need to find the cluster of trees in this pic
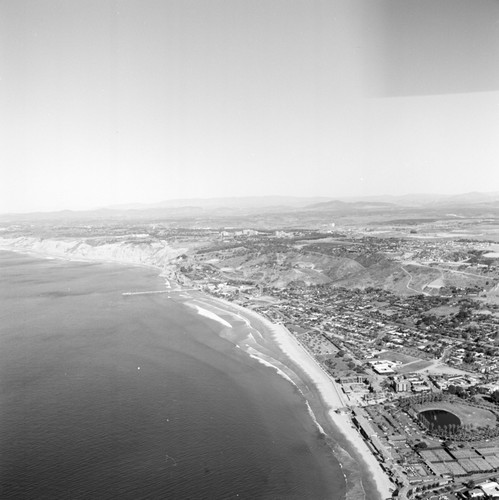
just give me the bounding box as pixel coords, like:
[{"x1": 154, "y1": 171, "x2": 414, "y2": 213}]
[
  {"x1": 397, "y1": 386, "x2": 481, "y2": 403},
  {"x1": 399, "y1": 392, "x2": 499, "y2": 442},
  {"x1": 447, "y1": 384, "x2": 477, "y2": 398},
  {"x1": 398, "y1": 391, "x2": 446, "y2": 409},
  {"x1": 490, "y1": 390, "x2": 499, "y2": 404},
  {"x1": 408, "y1": 482, "x2": 454, "y2": 500},
  {"x1": 418, "y1": 413, "x2": 499, "y2": 441},
  {"x1": 324, "y1": 356, "x2": 363, "y2": 374}
]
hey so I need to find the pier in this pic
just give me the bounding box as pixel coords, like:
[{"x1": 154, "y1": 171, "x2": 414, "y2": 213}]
[{"x1": 122, "y1": 288, "x2": 198, "y2": 296}]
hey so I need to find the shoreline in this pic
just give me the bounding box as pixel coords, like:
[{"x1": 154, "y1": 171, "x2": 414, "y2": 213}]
[
  {"x1": 186, "y1": 294, "x2": 394, "y2": 500},
  {"x1": 0, "y1": 242, "x2": 179, "y2": 286},
  {"x1": 0, "y1": 243, "x2": 394, "y2": 500},
  {"x1": 0, "y1": 237, "x2": 184, "y2": 284}
]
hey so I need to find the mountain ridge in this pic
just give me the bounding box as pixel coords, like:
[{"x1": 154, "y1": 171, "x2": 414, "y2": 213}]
[{"x1": 2, "y1": 192, "x2": 499, "y2": 220}]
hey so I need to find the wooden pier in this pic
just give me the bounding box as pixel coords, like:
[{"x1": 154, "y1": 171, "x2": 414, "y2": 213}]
[{"x1": 122, "y1": 288, "x2": 197, "y2": 296}]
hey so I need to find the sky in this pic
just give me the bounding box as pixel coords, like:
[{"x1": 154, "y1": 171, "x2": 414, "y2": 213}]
[{"x1": 1, "y1": 0, "x2": 499, "y2": 213}]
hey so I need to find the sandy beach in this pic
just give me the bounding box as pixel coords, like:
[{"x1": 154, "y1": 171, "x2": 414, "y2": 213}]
[
  {"x1": 1, "y1": 241, "x2": 394, "y2": 499},
  {"x1": 187, "y1": 294, "x2": 394, "y2": 500}
]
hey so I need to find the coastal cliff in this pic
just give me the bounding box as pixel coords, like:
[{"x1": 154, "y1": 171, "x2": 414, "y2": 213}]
[{"x1": 0, "y1": 236, "x2": 186, "y2": 279}]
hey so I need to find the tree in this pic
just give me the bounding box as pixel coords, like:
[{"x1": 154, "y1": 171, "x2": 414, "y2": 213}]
[
  {"x1": 463, "y1": 351, "x2": 475, "y2": 365},
  {"x1": 456, "y1": 308, "x2": 470, "y2": 321},
  {"x1": 467, "y1": 386, "x2": 477, "y2": 397}
]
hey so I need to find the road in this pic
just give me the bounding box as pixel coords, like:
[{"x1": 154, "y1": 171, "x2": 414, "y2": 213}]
[
  {"x1": 400, "y1": 265, "x2": 431, "y2": 296},
  {"x1": 403, "y1": 260, "x2": 490, "y2": 280}
]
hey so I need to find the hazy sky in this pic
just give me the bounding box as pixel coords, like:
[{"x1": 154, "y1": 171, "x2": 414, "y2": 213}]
[{"x1": 1, "y1": 0, "x2": 499, "y2": 213}]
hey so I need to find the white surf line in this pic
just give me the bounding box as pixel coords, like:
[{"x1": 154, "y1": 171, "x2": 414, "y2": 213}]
[
  {"x1": 246, "y1": 348, "x2": 327, "y2": 438},
  {"x1": 246, "y1": 332, "x2": 257, "y2": 343},
  {"x1": 208, "y1": 298, "x2": 394, "y2": 498},
  {"x1": 186, "y1": 303, "x2": 233, "y2": 329},
  {"x1": 195, "y1": 299, "x2": 252, "y2": 327},
  {"x1": 247, "y1": 352, "x2": 296, "y2": 386},
  {"x1": 179, "y1": 294, "x2": 393, "y2": 499},
  {"x1": 247, "y1": 326, "x2": 265, "y2": 342},
  {"x1": 304, "y1": 400, "x2": 327, "y2": 436}
]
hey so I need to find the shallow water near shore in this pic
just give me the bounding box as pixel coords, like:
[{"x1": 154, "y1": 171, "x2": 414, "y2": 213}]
[{"x1": 0, "y1": 251, "x2": 348, "y2": 499}]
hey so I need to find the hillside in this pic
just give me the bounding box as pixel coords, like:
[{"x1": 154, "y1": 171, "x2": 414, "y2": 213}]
[{"x1": 0, "y1": 236, "x2": 189, "y2": 281}]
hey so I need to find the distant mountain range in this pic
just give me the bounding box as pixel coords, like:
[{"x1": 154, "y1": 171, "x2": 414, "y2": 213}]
[
  {"x1": 1, "y1": 192, "x2": 499, "y2": 221},
  {"x1": 305, "y1": 200, "x2": 397, "y2": 210},
  {"x1": 107, "y1": 192, "x2": 499, "y2": 212},
  {"x1": 334, "y1": 192, "x2": 499, "y2": 207},
  {"x1": 106, "y1": 196, "x2": 333, "y2": 210}
]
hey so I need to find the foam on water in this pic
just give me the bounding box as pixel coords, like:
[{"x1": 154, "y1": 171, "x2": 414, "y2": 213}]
[
  {"x1": 247, "y1": 352, "x2": 296, "y2": 387},
  {"x1": 187, "y1": 304, "x2": 233, "y2": 328},
  {"x1": 247, "y1": 350, "x2": 327, "y2": 438},
  {"x1": 0, "y1": 251, "x2": 347, "y2": 500}
]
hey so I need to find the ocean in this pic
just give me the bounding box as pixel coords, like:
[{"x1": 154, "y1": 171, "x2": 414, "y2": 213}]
[{"x1": 0, "y1": 251, "x2": 348, "y2": 499}]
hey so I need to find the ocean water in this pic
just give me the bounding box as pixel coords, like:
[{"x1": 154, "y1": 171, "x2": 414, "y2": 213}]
[{"x1": 0, "y1": 251, "x2": 347, "y2": 499}]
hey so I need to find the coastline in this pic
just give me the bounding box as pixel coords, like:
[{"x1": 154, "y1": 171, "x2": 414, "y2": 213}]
[
  {"x1": 0, "y1": 237, "x2": 185, "y2": 280},
  {"x1": 186, "y1": 292, "x2": 395, "y2": 499},
  {"x1": 0, "y1": 242, "x2": 394, "y2": 500},
  {"x1": 187, "y1": 294, "x2": 394, "y2": 500}
]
